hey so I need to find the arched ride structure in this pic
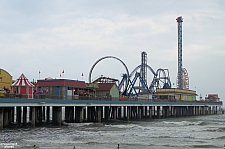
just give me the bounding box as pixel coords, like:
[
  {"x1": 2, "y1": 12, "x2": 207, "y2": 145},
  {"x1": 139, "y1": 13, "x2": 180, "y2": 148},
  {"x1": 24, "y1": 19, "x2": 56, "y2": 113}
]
[
  {"x1": 89, "y1": 54, "x2": 172, "y2": 97},
  {"x1": 118, "y1": 64, "x2": 155, "y2": 95},
  {"x1": 149, "y1": 68, "x2": 171, "y2": 92},
  {"x1": 119, "y1": 65, "x2": 171, "y2": 97},
  {"x1": 118, "y1": 51, "x2": 171, "y2": 97},
  {"x1": 88, "y1": 56, "x2": 130, "y2": 94}
]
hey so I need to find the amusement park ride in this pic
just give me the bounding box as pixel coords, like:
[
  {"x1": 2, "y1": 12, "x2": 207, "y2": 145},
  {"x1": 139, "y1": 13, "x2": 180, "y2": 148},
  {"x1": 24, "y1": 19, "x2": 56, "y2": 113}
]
[
  {"x1": 118, "y1": 51, "x2": 172, "y2": 96},
  {"x1": 89, "y1": 16, "x2": 190, "y2": 97}
]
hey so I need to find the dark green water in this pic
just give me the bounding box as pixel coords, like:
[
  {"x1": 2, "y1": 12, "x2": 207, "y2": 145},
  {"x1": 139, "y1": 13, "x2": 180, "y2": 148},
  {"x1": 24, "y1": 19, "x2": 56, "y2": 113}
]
[{"x1": 1, "y1": 114, "x2": 225, "y2": 149}]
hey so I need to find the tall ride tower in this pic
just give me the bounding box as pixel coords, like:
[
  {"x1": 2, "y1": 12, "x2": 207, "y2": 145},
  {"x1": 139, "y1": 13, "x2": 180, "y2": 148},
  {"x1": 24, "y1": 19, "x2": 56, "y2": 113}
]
[
  {"x1": 140, "y1": 51, "x2": 147, "y2": 91},
  {"x1": 176, "y1": 16, "x2": 183, "y2": 89}
]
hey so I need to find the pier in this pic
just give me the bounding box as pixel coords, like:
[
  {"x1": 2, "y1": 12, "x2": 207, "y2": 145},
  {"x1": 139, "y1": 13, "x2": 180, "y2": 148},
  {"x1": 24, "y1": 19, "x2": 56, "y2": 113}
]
[{"x1": 0, "y1": 97, "x2": 222, "y2": 129}]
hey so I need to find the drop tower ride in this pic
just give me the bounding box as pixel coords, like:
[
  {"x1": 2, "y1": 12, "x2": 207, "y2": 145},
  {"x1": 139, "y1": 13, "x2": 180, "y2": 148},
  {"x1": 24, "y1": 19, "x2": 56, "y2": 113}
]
[{"x1": 176, "y1": 16, "x2": 183, "y2": 89}]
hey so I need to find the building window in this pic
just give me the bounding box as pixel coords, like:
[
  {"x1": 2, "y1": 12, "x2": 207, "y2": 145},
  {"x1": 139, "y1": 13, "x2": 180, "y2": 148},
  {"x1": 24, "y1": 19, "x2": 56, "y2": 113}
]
[{"x1": 0, "y1": 77, "x2": 2, "y2": 81}]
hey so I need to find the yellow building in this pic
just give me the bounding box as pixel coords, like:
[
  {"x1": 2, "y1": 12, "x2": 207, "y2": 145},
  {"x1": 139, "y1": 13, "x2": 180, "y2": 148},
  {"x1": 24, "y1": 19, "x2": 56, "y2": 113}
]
[
  {"x1": 155, "y1": 88, "x2": 197, "y2": 101},
  {"x1": 0, "y1": 68, "x2": 12, "y2": 96}
]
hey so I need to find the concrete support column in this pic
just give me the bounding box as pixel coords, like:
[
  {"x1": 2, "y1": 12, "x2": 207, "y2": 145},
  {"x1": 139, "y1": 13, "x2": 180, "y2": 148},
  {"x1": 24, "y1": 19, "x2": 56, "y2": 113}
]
[
  {"x1": 104, "y1": 106, "x2": 109, "y2": 120},
  {"x1": 38, "y1": 107, "x2": 43, "y2": 124},
  {"x1": 46, "y1": 106, "x2": 50, "y2": 122},
  {"x1": 127, "y1": 106, "x2": 130, "y2": 121},
  {"x1": 187, "y1": 107, "x2": 190, "y2": 116},
  {"x1": 197, "y1": 106, "x2": 200, "y2": 115},
  {"x1": 8, "y1": 107, "x2": 13, "y2": 124},
  {"x1": 130, "y1": 107, "x2": 134, "y2": 119},
  {"x1": 194, "y1": 106, "x2": 197, "y2": 116},
  {"x1": 166, "y1": 106, "x2": 170, "y2": 118},
  {"x1": 182, "y1": 107, "x2": 184, "y2": 116},
  {"x1": 136, "y1": 106, "x2": 138, "y2": 118},
  {"x1": 65, "y1": 106, "x2": 69, "y2": 122},
  {"x1": 149, "y1": 106, "x2": 152, "y2": 119},
  {"x1": 35, "y1": 107, "x2": 38, "y2": 123},
  {"x1": 56, "y1": 107, "x2": 62, "y2": 126},
  {"x1": 162, "y1": 106, "x2": 165, "y2": 118},
  {"x1": 23, "y1": 106, "x2": 27, "y2": 125},
  {"x1": 52, "y1": 107, "x2": 56, "y2": 123},
  {"x1": 152, "y1": 106, "x2": 155, "y2": 117},
  {"x1": 203, "y1": 106, "x2": 206, "y2": 115},
  {"x1": 113, "y1": 107, "x2": 117, "y2": 120},
  {"x1": 75, "y1": 107, "x2": 79, "y2": 122},
  {"x1": 174, "y1": 107, "x2": 177, "y2": 117},
  {"x1": 195, "y1": 106, "x2": 197, "y2": 116},
  {"x1": 157, "y1": 106, "x2": 160, "y2": 119},
  {"x1": 118, "y1": 107, "x2": 121, "y2": 119},
  {"x1": 16, "y1": 107, "x2": 22, "y2": 124},
  {"x1": 192, "y1": 106, "x2": 195, "y2": 116},
  {"x1": 29, "y1": 107, "x2": 32, "y2": 121},
  {"x1": 208, "y1": 107, "x2": 211, "y2": 115},
  {"x1": 0, "y1": 108, "x2": 3, "y2": 129},
  {"x1": 31, "y1": 107, "x2": 36, "y2": 128},
  {"x1": 42, "y1": 106, "x2": 45, "y2": 121},
  {"x1": 184, "y1": 107, "x2": 188, "y2": 116},
  {"x1": 70, "y1": 106, "x2": 75, "y2": 122},
  {"x1": 138, "y1": 106, "x2": 142, "y2": 119},
  {"x1": 83, "y1": 107, "x2": 86, "y2": 121},
  {"x1": 176, "y1": 107, "x2": 179, "y2": 116},
  {"x1": 3, "y1": 108, "x2": 9, "y2": 127},
  {"x1": 171, "y1": 106, "x2": 174, "y2": 116},
  {"x1": 79, "y1": 107, "x2": 83, "y2": 123},
  {"x1": 180, "y1": 107, "x2": 183, "y2": 117},
  {"x1": 145, "y1": 106, "x2": 147, "y2": 118},
  {"x1": 132, "y1": 106, "x2": 136, "y2": 119},
  {"x1": 66, "y1": 106, "x2": 75, "y2": 122},
  {"x1": 11, "y1": 107, "x2": 14, "y2": 123},
  {"x1": 75, "y1": 107, "x2": 83, "y2": 123},
  {"x1": 123, "y1": 106, "x2": 126, "y2": 119},
  {"x1": 97, "y1": 106, "x2": 102, "y2": 123},
  {"x1": 87, "y1": 107, "x2": 91, "y2": 122},
  {"x1": 141, "y1": 106, "x2": 144, "y2": 118}
]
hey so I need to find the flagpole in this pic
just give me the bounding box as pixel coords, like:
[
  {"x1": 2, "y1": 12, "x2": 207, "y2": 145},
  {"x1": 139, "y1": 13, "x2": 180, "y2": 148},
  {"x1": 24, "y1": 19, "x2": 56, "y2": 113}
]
[{"x1": 62, "y1": 70, "x2": 64, "y2": 79}]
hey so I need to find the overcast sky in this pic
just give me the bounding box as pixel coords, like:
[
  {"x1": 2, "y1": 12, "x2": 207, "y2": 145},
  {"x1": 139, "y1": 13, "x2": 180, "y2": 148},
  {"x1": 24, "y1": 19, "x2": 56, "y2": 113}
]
[{"x1": 1, "y1": 1, "x2": 224, "y2": 104}]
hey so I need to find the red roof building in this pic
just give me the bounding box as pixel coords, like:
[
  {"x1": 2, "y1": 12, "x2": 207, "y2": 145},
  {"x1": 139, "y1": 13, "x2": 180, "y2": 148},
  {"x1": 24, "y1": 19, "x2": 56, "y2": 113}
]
[
  {"x1": 36, "y1": 79, "x2": 87, "y2": 100},
  {"x1": 11, "y1": 73, "x2": 34, "y2": 98},
  {"x1": 96, "y1": 83, "x2": 119, "y2": 99}
]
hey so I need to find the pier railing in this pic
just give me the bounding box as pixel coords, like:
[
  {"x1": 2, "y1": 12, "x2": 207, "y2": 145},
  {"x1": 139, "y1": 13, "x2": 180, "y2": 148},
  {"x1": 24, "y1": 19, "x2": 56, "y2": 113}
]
[{"x1": 1, "y1": 93, "x2": 222, "y2": 104}]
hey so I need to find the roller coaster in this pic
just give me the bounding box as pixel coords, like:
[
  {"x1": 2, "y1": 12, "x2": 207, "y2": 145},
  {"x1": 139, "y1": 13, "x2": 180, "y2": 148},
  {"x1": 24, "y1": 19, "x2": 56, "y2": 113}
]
[
  {"x1": 89, "y1": 52, "x2": 172, "y2": 97},
  {"x1": 118, "y1": 52, "x2": 171, "y2": 96},
  {"x1": 89, "y1": 17, "x2": 191, "y2": 97}
]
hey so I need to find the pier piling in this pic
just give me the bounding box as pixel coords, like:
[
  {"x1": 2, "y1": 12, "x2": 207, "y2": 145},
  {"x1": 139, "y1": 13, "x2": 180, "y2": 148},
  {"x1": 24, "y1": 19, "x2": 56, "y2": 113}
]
[
  {"x1": 0, "y1": 108, "x2": 3, "y2": 129},
  {"x1": 0, "y1": 97, "x2": 223, "y2": 129},
  {"x1": 31, "y1": 107, "x2": 36, "y2": 127}
]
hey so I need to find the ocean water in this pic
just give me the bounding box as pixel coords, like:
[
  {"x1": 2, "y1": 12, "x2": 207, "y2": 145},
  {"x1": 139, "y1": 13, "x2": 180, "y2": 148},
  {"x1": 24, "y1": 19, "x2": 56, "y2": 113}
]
[{"x1": 1, "y1": 114, "x2": 225, "y2": 149}]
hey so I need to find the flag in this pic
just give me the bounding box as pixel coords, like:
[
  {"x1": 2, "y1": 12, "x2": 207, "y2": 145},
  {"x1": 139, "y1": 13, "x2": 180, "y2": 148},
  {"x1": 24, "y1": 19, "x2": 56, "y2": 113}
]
[
  {"x1": 62, "y1": 70, "x2": 64, "y2": 73},
  {"x1": 82, "y1": 73, "x2": 84, "y2": 76}
]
